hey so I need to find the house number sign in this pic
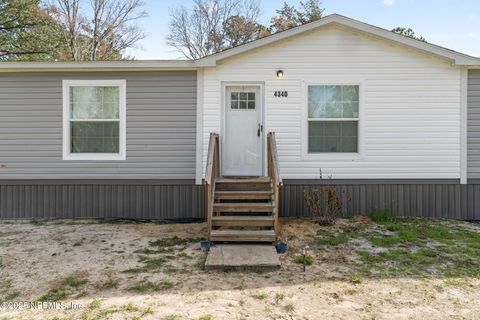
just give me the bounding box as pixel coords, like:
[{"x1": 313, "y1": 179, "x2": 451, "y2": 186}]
[{"x1": 274, "y1": 91, "x2": 288, "y2": 98}]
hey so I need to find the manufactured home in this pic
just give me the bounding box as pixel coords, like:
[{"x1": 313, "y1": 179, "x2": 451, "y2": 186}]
[{"x1": 1, "y1": 14, "x2": 480, "y2": 241}]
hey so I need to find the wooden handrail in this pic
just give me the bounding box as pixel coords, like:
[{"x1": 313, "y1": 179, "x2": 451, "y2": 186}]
[
  {"x1": 267, "y1": 132, "x2": 282, "y2": 187},
  {"x1": 267, "y1": 132, "x2": 282, "y2": 242},
  {"x1": 204, "y1": 133, "x2": 219, "y2": 241},
  {"x1": 205, "y1": 133, "x2": 219, "y2": 185}
]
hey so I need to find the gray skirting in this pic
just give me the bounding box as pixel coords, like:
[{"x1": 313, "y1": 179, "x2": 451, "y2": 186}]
[
  {"x1": 1, "y1": 179, "x2": 480, "y2": 220},
  {"x1": 0, "y1": 180, "x2": 205, "y2": 220},
  {"x1": 281, "y1": 181, "x2": 480, "y2": 220}
]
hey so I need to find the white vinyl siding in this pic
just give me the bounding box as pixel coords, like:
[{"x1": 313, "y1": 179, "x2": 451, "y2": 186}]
[{"x1": 201, "y1": 25, "x2": 462, "y2": 180}]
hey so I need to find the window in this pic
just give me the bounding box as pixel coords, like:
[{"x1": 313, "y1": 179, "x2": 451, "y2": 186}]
[
  {"x1": 231, "y1": 91, "x2": 256, "y2": 110},
  {"x1": 63, "y1": 80, "x2": 126, "y2": 160},
  {"x1": 307, "y1": 85, "x2": 359, "y2": 153}
]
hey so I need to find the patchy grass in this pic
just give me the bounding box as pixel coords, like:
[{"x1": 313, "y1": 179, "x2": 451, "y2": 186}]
[
  {"x1": 194, "y1": 252, "x2": 208, "y2": 270},
  {"x1": 316, "y1": 230, "x2": 350, "y2": 246},
  {"x1": 283, "y1": 302, "x2": 295, "y2": 312},
  {"x1": 348, "y1": 273, "x2": 363, "y2": 284},
  {"x1": 0, "y1": 280, "x2": 20, "y2": 304},
  {"x1": 253, "y1": 292, "x2": 268, "y2": 300},
  {"x1": 128, "y1": 280, "x2": 174, "y2": 293},
  {"x1": 357, "y1": 250, "x2": 384, "y2": 264},
  {"x1": 2, "y1": 218, "x2": 480, "y2": 319},
  {"x1": 123, "y1": 236, "x2": 204, "y2": 274},
  {"x1": 368, "y1": 208, "x2": 399, "y2": 223},
  {"x1": 137, "y1": 255, "x2": 167, "y2": 270},
  {"x1": 236, "y1": 279, "x2": 246, "y2": 290},
  {"x1": 1, "y1": 291, "x2": 20, "y2": 302},
  {"x1": 318, "y1": 217, "x2": 480, "y2": 278},
  {"x1": 37, "y1": 288, "x2": 68, "y2": 302},
  {"x1": 36, "y1": 275, "x2": 88, "y2": 302},
  {"x1": 96, "y1": 277, "x2": 120, "y2": 290},
  {"x1": 274, "y1": 292, "x2": 285, "y2": 304},
  {"x1": 89, "y1": 298, "x2": 102, "y2": 309},
  {"x1": 63, "y1": 276, "x2": 88, "y2": 288},
  {"x1": 369, "y1": 234, "x2": 402, "y2": 247},
  {"x1": 123, "y1": 256, "x2": 167, "y2": 274},
  {"x1": 29, "y1": 220, "x2": 47, "y2": 226},
  {"x1": 78, "y1": 302, "x2": 154, "y2": 320},
  {"x1": 294, "y1": 255, "x2": 313, "y2": 265},
  {"x1": 148, "y1": 236, "x2": 203, "y2": 248}
]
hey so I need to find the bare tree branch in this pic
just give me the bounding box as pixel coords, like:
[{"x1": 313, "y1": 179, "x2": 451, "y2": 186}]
[
  {"x1": 167, "y1": 0, "x2": 264, "y2": 60},
  {"x1": 49, "y1": 0, "x2": 146, "y2": 61}
]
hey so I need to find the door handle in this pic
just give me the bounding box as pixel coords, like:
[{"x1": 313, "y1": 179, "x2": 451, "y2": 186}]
[{"x1": 257, "y1": 124, "x2": 263, "y2": 137}]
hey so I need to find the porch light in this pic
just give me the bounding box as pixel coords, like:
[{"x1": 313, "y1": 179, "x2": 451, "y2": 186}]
[{"x1": 276, "y1": 70, "x2": 284, "y2": 79}]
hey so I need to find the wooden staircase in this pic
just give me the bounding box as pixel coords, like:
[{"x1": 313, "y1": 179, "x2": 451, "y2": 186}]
[
  {"x1": 204, "y1": 133, "x2": 281, "y2": 243},
  {"x1": 211, "y1": 177, "x2": 276, "y2": 242}
]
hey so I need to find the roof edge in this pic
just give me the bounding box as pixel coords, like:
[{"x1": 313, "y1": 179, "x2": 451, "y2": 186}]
[
  {"x1": 0, "y1": 14, "x2": 478, "y2": 70},
  {"x1": 196, "y1": 14, "x2": 480, "y2": 67},
  {"x1": 0, "y1": 60, "x2": 196, "y2": 72}
]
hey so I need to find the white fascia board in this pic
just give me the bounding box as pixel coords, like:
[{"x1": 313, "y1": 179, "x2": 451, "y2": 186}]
[{"x1": 0, "y1": 60, "x2": 196, "y2": 72}]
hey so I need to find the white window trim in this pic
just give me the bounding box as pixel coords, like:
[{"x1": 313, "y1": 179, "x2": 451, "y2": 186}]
[
  {"x1": 62, "y1": 79, "x2": 127, "y2": 161},
  {"x1": 301, "y1": 81, "x2": 365, "y2": 161}
]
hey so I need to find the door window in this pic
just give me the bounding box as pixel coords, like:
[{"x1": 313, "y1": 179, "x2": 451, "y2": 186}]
[{"x1": 231, "y1": 92, "x2": 256, "y2": 110}]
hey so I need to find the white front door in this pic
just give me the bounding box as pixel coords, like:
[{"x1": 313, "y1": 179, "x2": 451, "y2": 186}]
[{"x1": 223, "y1": 85, "x2": 263, "y2": 176}]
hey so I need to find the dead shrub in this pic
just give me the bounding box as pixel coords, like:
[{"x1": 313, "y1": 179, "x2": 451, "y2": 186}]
[{"x1": 303, "y1": 169, "x2": 343, "y2": 225}]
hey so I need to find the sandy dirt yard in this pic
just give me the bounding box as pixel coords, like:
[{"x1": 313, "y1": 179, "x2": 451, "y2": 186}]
[{"x1": 1, "y1": 217, "x2": 480, "y2": 320}]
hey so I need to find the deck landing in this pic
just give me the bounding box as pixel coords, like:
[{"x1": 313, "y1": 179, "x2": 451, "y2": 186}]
[{"x1": 204, "y1": 245, "x2": 280, "y2": 270}]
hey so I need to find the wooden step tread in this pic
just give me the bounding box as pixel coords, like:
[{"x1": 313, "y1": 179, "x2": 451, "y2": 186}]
[
  {"x1": 215, "y1": 191, "x2": 272, "y2": 200},
  {"x1": 210, "y1": 230, "x2": 275, "y2": 242},
  {"x1": 213, "y1": 202, "x2": 273, "y2": 212},
  {"x1": 216, "y1": 177, "x2": 272, "y2": 184},
  {"x1": 212, "y1": 216, "x2": 274, "y2": 227},
  {"x1": 212, "y1": 216, "x2": 274, "y2": 221}
]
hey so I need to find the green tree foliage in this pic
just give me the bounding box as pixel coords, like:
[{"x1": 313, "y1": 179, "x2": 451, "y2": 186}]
[
  {"x1": 224, "y1": 15, "x2": 269, "y2": 48},
  {"x1": 0, "y1": 0, "x2": 62, "y2": 61},
  {"x1": 391, "y1": 27, "x2": 426, "y2": 42},
  {"x1": 269, "y1": 0, "x2": 324, "y2": 33},
  {"x1": 0, "y1": 0, "x2": 146, "y2": 61}
]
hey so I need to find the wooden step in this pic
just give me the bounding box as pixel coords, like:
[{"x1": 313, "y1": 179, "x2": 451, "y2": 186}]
[
  {"x1": 216, "y1": 177, "x2": 272, "y2": 184},
  {"x1": 212, "y1": 216, "x2": 274, "y2": 227},
  {"x1": 215, "y1": 177, "x2": 273, "y2": 191},
  {"x1": 210, "y1": 230, "x2": 275, "y2": 242},
  {"x1": 215, "y1": 191, "x2": 272, "y2": 200},
  {"x1": 213, "y1": 202, "x2": 273, "y2": 212}
]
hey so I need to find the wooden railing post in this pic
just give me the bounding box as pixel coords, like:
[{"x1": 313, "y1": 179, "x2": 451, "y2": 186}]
[
  {"x1": 204, "y1": 133, "x2": 219, "y2": 241},
  {"x1": 267, "y1": 132, "x2": 282, "y2": 242}
]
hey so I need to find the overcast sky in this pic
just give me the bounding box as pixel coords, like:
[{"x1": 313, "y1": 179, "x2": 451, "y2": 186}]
[{"x1": 125, "y1": 0, "x2": 480, "y2": 60}]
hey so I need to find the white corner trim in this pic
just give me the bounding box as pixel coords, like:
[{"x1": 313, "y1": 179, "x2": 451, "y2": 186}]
[
  {"x1": 62, "y1": 79, "x2": 127, "y2": 161},
  {"x1": 301, "y1": 80, "x2": 365, "y2": 161},
  {"x1": 460, "y1": 68, "x2": 468, "y2": 184},
  {"x1": 195, "y1": 69, "x2": 205, "y2": 184}
]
